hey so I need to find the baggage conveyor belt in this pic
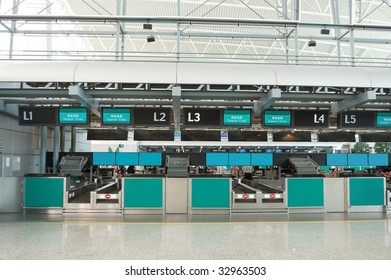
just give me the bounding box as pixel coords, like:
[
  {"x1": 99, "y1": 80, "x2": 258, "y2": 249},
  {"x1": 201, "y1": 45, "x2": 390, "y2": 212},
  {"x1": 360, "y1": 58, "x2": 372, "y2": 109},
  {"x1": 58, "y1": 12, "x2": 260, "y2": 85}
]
[
  {"x1": 231, "y1": 180, "x2": 287, "y2": 213},
  {"x1": 252, "y1": 183, "x2": 283, "y2": 194}
]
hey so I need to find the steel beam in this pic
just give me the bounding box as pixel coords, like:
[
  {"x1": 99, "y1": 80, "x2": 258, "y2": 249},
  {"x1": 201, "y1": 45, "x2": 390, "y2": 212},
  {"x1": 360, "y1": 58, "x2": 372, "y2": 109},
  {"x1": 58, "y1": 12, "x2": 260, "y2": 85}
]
[
  {"x1": 330, "y1": 91, "x2": 377, "y2": 115},
  {"x1": 172, "y1": 86, "x2": 181, "y2": 131},
  {"x1": 40, "y1": 126, "x2": 47, "y2": 173},
  {"x1": 0, "y1": 89, "x2": 68, "y2": 97},
  {"x1": 53, "y1": 126, "x2": 60, "y2": 173},
  {"x1": 253, "y1": 88, "x2": 281, "y2": 116},
  {"x1": 68, "y1": 86, "x2": 100, "y2": 117},
  {"x1": 0, "y1": 100, "x2": 18, "y2": 117}
]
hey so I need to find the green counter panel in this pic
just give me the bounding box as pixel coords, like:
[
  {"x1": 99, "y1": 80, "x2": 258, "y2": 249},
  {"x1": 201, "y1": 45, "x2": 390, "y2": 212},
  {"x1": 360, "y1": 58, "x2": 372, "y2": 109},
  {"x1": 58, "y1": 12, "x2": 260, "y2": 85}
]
[
  {"x1": 123, "y1": 178, "x2": 163, "y2": 208},
  {"x1": 287, "y1": 178, "x2": 324, "y2": 207},
  {"x1": 349, "y1": 178, "x2": 384, "y2": 206},
  {"x1": 191, "y1": 178, "x2": 230, "y2": 208},
  {"x1": 24, "y1": 177, "x2": 64, "y2": 208}
]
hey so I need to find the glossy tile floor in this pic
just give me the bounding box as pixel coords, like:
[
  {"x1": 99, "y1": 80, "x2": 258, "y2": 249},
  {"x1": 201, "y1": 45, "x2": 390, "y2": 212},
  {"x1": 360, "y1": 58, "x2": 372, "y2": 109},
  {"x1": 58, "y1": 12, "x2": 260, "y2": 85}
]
[{"x1": 0, "y1": 212, "x2": 390, "y2": 260}]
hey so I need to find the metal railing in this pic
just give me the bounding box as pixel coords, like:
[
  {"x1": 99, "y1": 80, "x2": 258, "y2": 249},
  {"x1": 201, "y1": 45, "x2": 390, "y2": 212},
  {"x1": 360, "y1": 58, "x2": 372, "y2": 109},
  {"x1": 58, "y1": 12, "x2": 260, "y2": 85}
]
[{"x1": 1, "y1": 49, "x2": 391, "y2": 68}]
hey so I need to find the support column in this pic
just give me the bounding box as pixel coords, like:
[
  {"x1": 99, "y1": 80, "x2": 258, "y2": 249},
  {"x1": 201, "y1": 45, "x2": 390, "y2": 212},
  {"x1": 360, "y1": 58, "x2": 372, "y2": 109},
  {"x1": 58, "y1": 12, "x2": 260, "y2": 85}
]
[
  {"x1": 71, "y1": 127, "x2": 76, "y2": 153},
  {"x1": 60, "y1": 126, "x2": 66, "y2": 152},
  {"x1": 176, "y1": 0, "x2": 181, "y2": 62},
  {"x1": 9, "y1": 0, "x2": 19, "y2": 59},
  {"x1": 172, "y1": 86, "x2": 181, "y2": 132},
  {"x1": 349, "y1": 0, "x2": 355, "y2": 66},
  {"x1": 40, "y1": 126, "x2": 47, "y2": 173},
  {"x1": 53, "y1": 126, "x2": 60, "y2": 173}
]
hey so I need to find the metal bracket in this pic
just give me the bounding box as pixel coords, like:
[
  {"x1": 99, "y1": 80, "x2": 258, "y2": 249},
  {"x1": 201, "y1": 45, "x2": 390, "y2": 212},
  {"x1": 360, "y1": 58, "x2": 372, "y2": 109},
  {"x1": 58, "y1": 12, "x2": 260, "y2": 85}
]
[
  {"x1": 253, "y1": 88, "x2": 281, "y2": 116},
  {"x1": 68, "y1": 85, "x2": 100, "y2": 117},
  {"x1": 172, "y1": 86, "x2": 181, "y2": 132},
  {"x1": 330, "y1": 91, "x2": 376, "y2": 115}
]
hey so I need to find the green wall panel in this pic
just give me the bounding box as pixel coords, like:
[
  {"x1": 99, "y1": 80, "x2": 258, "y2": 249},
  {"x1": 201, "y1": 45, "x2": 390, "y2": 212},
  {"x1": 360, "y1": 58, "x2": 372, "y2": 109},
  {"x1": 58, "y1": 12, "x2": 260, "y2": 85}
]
[
  {"x1": 349, "y1": 178, "x2": 385, "y2": 206},
  {"x1": 123, "y1": 178, "x2": 163, "y2": 208},
  {"x1": 192, "y1": 178, "x2": 230, "y2": 208},
  {"x1": 287, "y1": 178, "x2": 324, "y2": 207},
  {"x1": 24, "y1": 177, "x2": 64, "y2": 208}
]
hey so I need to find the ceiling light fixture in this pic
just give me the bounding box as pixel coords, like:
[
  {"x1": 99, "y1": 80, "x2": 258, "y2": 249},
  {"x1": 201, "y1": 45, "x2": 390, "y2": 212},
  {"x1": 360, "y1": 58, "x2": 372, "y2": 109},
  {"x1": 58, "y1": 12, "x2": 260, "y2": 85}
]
[
  {"x1": 308, "y1": 40, "x2": 316, "y2": 47},
  {"x1": 143, "y1": 23, "x2": 152, "y2": 30}
]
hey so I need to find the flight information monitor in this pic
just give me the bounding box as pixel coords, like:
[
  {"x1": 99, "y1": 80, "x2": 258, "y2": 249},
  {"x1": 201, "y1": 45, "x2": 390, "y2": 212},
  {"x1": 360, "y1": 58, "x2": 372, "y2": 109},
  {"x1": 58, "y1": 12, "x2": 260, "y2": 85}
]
[
  {"x1": 101, "y1": 108, "x2": 131, "y2": 125},
  {"x1": 223, "y1": 109, "x2": 251, "y2": 126},
  {"x1": 59, "y1": 107, "x2": 89, "y2": 125},
  {"x1": 263, "y1": 110, "x2": 291, "y2": 127},
  {"x1": 376, "y1": 112, "x2": 391, "y2": 128}
]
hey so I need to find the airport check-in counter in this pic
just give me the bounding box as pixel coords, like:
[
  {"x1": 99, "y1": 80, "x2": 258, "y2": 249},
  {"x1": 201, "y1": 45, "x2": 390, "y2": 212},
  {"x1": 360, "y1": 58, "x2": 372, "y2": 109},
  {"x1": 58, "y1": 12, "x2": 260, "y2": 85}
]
[
  {"x1": 347, "y1": 177, "x2": 386, "y2": 213},
  {"x1": 189, "y1": 174, "x2": 231, "y2": 214},
  {"x1": 122, "y1": 174, "x2": 165, "y2": 214},
  {"x1": 285, "y1": 176, "x2": 387, "y2": 213},
  {"x1": 122, "y1": 175, "x2": 231, "y2": 214},
  {"x1": 24, "y1": 173, "x2": 69, "y2": 213}
]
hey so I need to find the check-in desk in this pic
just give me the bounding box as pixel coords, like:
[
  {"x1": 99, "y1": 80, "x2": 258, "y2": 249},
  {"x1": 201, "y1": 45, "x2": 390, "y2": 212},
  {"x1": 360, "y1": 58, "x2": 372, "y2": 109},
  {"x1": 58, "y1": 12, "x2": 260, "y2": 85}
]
[
  {"x1": 189, "y1": 175, "x2": 231, "y2": 214},
  {"x1": 346, "y1": 176, "x2": 386, "y2": 213},
  {"x1": 285, "y1": 176, "x2": 387, "y2": 213},
  {"x1": 122, "y1": 174, "x2": 231, "y2": 215},
  {"x1": 122, "y1": 174, "x2": 165, "y2": 214},
  {"x1": 24, "y1": 173, "x2": 69, "y2": 214},
  {"x1": 285, "y1": 177, "x2": 325, "y2": 213}
]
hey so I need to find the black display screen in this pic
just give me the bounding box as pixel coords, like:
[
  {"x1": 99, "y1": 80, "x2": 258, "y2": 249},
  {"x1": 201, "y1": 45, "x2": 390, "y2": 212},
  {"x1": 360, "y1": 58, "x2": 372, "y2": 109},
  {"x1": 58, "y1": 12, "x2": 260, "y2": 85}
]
[
  {"x1": 228, "y1": 131, "x2": 268, "y2": 141},
  {"x1": 273, "y1": 131, "x2": 311, "y2": 142},
  {"x1": 181, "y1": 130, "x2": 221, "y2": 141},
  {"x1": 133, "y1": 130, "x2": 174, "y2": 141},
  {"x1": 318, "y1": 132, "x2": 356, "y2": 142},
  {"x1": 87, "y1": 129, "x2": 128, "y2": 140}
]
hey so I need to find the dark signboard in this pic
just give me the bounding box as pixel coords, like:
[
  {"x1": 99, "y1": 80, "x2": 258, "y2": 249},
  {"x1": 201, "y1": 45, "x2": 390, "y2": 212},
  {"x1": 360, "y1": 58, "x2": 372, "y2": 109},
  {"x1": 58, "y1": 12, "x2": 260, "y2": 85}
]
[
  {"x1": 133, "y1": 107, "x2": 171, "y2": 126},
  {"x1": 338, "y1": 111, "x2": 375, "y2": 128},
  {"x1": 183, "y1": 108, "x2": 222, "y2": 126},
  {"x1": 293, "y1": 110, "x2": 329, "y2": 128},
  {"x1": 19, "y1": 106, "x2": 58, "y2": 126}
]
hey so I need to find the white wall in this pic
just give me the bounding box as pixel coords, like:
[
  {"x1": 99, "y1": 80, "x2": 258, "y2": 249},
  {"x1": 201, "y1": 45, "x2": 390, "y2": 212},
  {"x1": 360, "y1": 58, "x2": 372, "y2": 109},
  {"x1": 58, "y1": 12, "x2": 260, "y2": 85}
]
[{"x1": 0, "y1": 113, "x2": 40, "y2": 176}]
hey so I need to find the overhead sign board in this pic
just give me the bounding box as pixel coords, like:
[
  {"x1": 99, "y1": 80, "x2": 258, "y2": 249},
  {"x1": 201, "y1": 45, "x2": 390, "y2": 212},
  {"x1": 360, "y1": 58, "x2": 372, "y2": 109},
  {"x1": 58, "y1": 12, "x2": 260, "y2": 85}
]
[
  {"x1": 133, "y1": 107, "x2": 171, "y2": 126},
  {"x1": 293, "y1": 110, "x2": 329, "y2": 128},
  {"x1": 183, "y1": 108, "x2": 221, "y2": 126},
  {"x1": 263, "y1": 110, "x2": 291, "y2": 127},
  {"x1": 19, "y1": 106, "x2": 59, "y2": 126},
  {"x1": 376, "y1": 112, "x2": 391, "y2": 128},
  {"x1": 223, "y1": 109, "x2": 251, "y2": 126},
  {"x1": 338, "y1": 111, "x2": 375, "y2": 128},
  {"x1": 59, "y1": 107, "x2": 89, "y2": 125},
  {"x1": 101, "y1": 108, "x2": 131, "y2": 125}
]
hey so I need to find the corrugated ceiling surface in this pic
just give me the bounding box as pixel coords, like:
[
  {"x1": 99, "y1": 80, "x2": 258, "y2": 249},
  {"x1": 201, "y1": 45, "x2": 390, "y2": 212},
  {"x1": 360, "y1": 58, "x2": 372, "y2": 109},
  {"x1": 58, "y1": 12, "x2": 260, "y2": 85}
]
[{"x1": 1, "y1": 0, "x2": 391, "y2": 66}]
